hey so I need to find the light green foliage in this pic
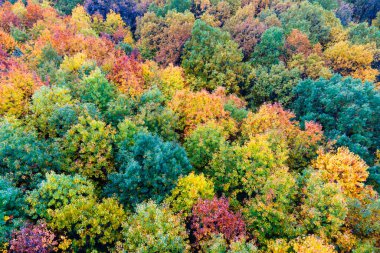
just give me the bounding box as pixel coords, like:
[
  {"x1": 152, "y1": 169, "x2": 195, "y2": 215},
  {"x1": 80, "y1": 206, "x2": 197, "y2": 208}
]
[
  {"x1": 123, "y1": 201, "x2": 189, "y2": 252},
  {"x1": 27, "y1": 172, "x2": 95, "y2": 220},
  {"x1": 61, "y1": 116, "x2": 115, "y2": 182},
  {"x1": 200, "y1": 234, "x2": 258, "y2": 253},
  {"x1": 165, "y1": 172, "x2": 215, "y2": 216},
  {"x1": 29, "y1": 86, "x2": 73, "y2": 137},
  {"x1": 243, "y1": 168, "x2": 299, "y2": 244},
  {"x1": 298, "y1": 170, "x2": 348, "y2": 238},
  {"x1": 78, "y1": 68, "x2": 117, "y2": 111},
  {"x1": 134, "y1": 87, "x2": 180, "y2": 141},
  {"x1": 184, "y1": 121, "x2": 227, "y2": 170},
  {"x1": 182, "y1": 20, "x2": 250, "y2": 92},
  {"x1": 248, "y1": 63, "x2": 301, "y2": 108},
  {"x1": 0, "y1": 177, "x2": 26, "y2": 244},
  {"x1": 251, "y1": 27, "x2": 285, "y2": 66},
  {"x1": 49, "y1": 197, "x2": 125, "y2": 251}
]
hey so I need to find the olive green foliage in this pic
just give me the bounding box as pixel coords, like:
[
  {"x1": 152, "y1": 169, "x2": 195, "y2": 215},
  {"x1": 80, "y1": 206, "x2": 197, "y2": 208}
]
[
  {"x1": 49, "y1": 197, "x2": 125, "y2": 251},
  {"x1": 165, "y1": 172, "x2": 215, "y2": 215},
  {"x1": 106, "y1": 133, "x2": 192, "y2": 206},
  {"x1": 61, "y1": 116, "x2": 115, "y2": 182},
  {"x1": 123, "y1": 201, "x2": 189, "y2": 252},
  {"x1": 0, "y1": 177, "x2": 26, "y2": 244},
  {"x1": 248, "y1": 63, "x2": 301, "y2": 108},
  {"x1": 27, "y1": 172, "x2": 95, "y2": 220},
  {"x1": 134, "y1": 88, "x2": 180, "y2": 141},
  {"x1": 184, "y1": 122, "x2": 227, "y2": 171},
  {"x1": 29, "y1": 86, "x2": 73, "y2": 137},
  {"x1": 182, "y1": 20, "x2": 250, "y2": 92}
]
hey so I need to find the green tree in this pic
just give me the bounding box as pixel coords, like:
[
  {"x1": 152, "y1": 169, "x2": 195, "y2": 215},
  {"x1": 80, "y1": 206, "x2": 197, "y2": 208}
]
[
  {"x1": 184, "y1": 121, "x2": 227, "y2": 171},
  {"x1": 248, "y1": 63, "x2": 301, "y2": 108},
  {"x1": 0, "y1": 177, "x2": 26, "y2": 245},
  {"x1": 27, "y1": 172, "x2": 96, "y2": 220},
  {"x1": 251, "y1": 27, "x2": 285, "y2": 67},
  {"x1": 0, "y1": 120, "x2": 60, "y2": 189},
  {"x1": 123, "y1": 201, "x2": 189, "y2": 252},
  {"x1": 182, "y1": 20, "x2": 250, "y2": 92},
  {"x1": 292, "y1": 75, "x2": 380, "y2": 164},
  {"x1": 105, "y1": 133, "x2": 192, "y2": 206}
]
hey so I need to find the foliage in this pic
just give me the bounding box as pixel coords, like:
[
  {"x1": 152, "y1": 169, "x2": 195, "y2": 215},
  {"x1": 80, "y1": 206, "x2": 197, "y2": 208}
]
[
  {"x1": 182, "y1": 20, "x2": 249, "y2": 92},
  {"x1": 291, "y1": 235, "x2": 336, "y2": 253},
  {"x1": 312, "y1": 147, "x2": 369, "y2": 198},
  {"x1": 84, "y1": 0, "x2": 140, "y2": 28},
  {"x1": 251, "y1": 27, "x2": 285, "y2": 67},
  {"x1": 248, "y1": 63, "x2": 301, "y2": 108},
  {"x1": 105, "y1": 132, "x2": 191, "y2": 206},
  {"x1": 61, "y1": 116, "x2": 115, "y2": 182},
  {"x1": 0, "y1": 121, "x2": 60, "y2": 189},
  {"x1": 243, "y1": 168, "x2": 299, "y2": 244},
  {"x1": 27, "y1": 172, "x2": 95, "y2": 220},
  {"x1": 0, "y1": 177, "x2": 26, "y2": 245},
  {"x1": 165, "y1": 172, "x2": 214, "y2": 216},
  {"x1": 184, "y1": 121, "x2": 227, "y2": 170},
  {"x1": 123, "y1": 201, "x2": 189, "y2": 252},
  {"x1": 292, "y1": 75, "x2": 380, "y2": 164},
  {"x1": 49, "y1": 197, "x2": 125, "y2": 251},
  {"x1": 190, "y1": 197, "x2": 246, "y2": 244},
  {"x1": 9, "y1": 223, "x2": 58, "y2": 253}
]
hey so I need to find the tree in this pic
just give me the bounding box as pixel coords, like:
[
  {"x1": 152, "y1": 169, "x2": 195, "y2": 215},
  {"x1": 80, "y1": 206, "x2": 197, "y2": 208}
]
[
  {"x1": 224, "y1": 3, "x2": 267, "y2": 59},
  {"x1": 28, "y1": 86, "x2": 74, "y2": 138},
  {"x1": 248, "y1": 63, "x2": 301, "y2": 108},
  {"x1": 9, "y1": 223, "x2": 58, "y2": 253},
  {"x1": 51, "y1": 0, "x2": 84, "y2": 14},
  {"x1": 279, "y1": 2, "x2": 337, "y2": 45},
  {"x1": 165, "y1": 172, "x2": 214, "y2": 216},
  {"x1": 78, "y1": 68, "x2": 117, "y2": 111},
  {"x1": 292, "y1": 75, "x2": 380, "y2": 164},
  {"x1": 169, "y1": 89, "x2": 236, "y2": 135},
  {"x1": 136, "y1": 10, "x2": 195, "y2": 65},
  {"x1": 184, "y1": 121, "x2": 227, "y2": 170},
  {"x1": 0, "y1": 121, "x2": 60, "y2": 189},
  {"x1": 243, "y1": 168, "x2": 299, "y2": 244},
  {"x1": 49, "y1": 197, "x2": 125, "y2": 251},
  {"x1": 0, "y1": 177, "x2": 26, "y2": 245},
  {"x1": 105, "y1": 132, "x2": 191, "y2": 206},
  {"x1": 324, "y1": 41, "x2": 378, "y2": 82},
  {"x1": 182, "y1": 20, "x2": 249, "y2": 92},
  {"x1": 191, "y1": 197, "x2": 246, "y2": 245},
  {"x1": 291, "y1": 235, "x2": 336, "y2": 253},
  {"x1": 61, "y1": 116, "x2": 115, "y2": 182},
  {"x1": 123, "y1": 201, "x2": 189, "y2": 252},
  {"x1": 298, "y1": 170, "x2": 347, "y2": 238},
  {"x1": 27, "y1": 172, "x2": 96, "y2": 220},
  {"x1": 312, "y1": 147, "x2": 369, "y2": 198},
  {"x1": 251, "y1": 26, "x2": 285, "y2": 66},
  {"x1": 84, "y1": 0, "x2": 140, "y2": 28}
]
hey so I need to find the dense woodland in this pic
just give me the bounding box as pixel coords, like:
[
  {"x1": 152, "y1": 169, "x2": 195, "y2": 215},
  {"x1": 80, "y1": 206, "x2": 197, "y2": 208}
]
[{"x1": 0, "y1": 0, "x2": 380, "y2": 252}]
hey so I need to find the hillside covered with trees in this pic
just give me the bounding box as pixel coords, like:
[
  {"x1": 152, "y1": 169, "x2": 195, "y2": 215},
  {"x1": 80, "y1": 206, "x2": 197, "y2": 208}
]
[{"x1": 0, "y1": 0, "x2": 380, "y2": 252}]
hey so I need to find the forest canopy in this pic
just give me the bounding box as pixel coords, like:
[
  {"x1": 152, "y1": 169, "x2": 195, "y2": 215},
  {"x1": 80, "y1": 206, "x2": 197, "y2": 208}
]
[{"x1": 0, "y1": 0, "x2": 379, "y2": 252}]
